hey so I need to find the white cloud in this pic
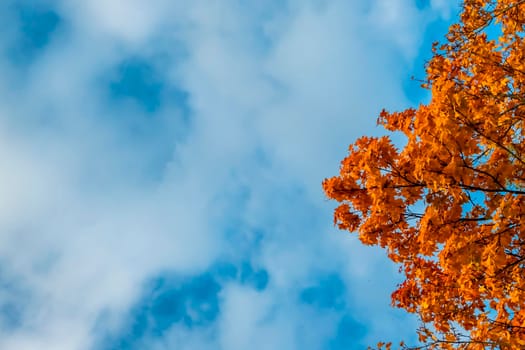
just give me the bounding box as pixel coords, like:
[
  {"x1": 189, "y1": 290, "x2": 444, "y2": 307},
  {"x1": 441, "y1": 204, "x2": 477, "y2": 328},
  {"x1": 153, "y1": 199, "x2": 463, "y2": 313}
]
[
  {"x1": 218, "y1": 285, "x2": 292, "y2": 350},
  {"x1": 0, "y1": 0, "x2": 453, "y2": 349}
]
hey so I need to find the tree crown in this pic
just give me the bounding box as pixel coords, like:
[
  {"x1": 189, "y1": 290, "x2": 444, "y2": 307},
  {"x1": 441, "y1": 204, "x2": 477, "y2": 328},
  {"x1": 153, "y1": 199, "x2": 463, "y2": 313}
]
[{"x1": 323, "y1": 1, "x2": 525, "y2": 348}]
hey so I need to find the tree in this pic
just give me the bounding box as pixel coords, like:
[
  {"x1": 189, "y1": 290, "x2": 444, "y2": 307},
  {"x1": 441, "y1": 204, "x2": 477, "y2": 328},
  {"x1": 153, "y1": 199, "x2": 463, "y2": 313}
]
[{"x1": 323, "y1": 1, "x2": 525, "y2": 348}]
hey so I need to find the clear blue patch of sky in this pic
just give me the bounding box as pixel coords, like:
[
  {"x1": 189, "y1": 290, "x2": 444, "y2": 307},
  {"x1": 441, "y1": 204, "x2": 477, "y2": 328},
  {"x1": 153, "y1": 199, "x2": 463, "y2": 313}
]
[
  {"x1": 328, "y1": 314, "x2": 368, "y2": 350},
  {"x1": 149, "y1": 275, "x2": 221, "y2": 330},
  {"x1": 108, "y1": 57, "x2": 190, "y2": 115},
  {"x1": 98, "y1": 273, "x2": 220, "y2": 350},
  {"x1": 299, "y1": 274, "x2": 346, "y2": 311},
  {"x1": 96, "y1": 260, "x2": 269, "y2": 349},
  {"x1": 239, "y1": 261, "x2": 269, "y2": 291},
  {"x1": 212, "y1": 260, "x2": 269, "y2": 291},
  {"x1": 415, "y1": 0, "x2": 431, "y2": 11},
  {"x1": 109, "y1": 58, "x2": 162, "y2": 114},
  {"x1": 7, "y1": 1, "x2": 61, "y2": 64},
  {"x1": 402, "y1": 13, "x2": 454, "y2": 105}
]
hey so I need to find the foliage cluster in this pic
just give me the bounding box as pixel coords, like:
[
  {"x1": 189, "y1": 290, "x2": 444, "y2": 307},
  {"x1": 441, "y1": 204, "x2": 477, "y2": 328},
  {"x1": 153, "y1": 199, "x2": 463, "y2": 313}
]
[{"x1": 323, "y1": 1, "x2": 525, "y2": 348}]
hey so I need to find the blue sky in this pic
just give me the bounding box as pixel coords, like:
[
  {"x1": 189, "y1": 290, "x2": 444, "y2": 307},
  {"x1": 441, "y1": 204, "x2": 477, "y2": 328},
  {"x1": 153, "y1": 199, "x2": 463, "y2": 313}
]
[{"x1": 0, "y1": 1, "x2": 458, "y2": 349}]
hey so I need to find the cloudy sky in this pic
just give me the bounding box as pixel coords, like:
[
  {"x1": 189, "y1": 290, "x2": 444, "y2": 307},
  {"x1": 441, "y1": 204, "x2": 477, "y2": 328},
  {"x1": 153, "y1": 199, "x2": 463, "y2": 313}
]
[{"x1": 0, "y1": 1, "x2": 457, "y2": 349}]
